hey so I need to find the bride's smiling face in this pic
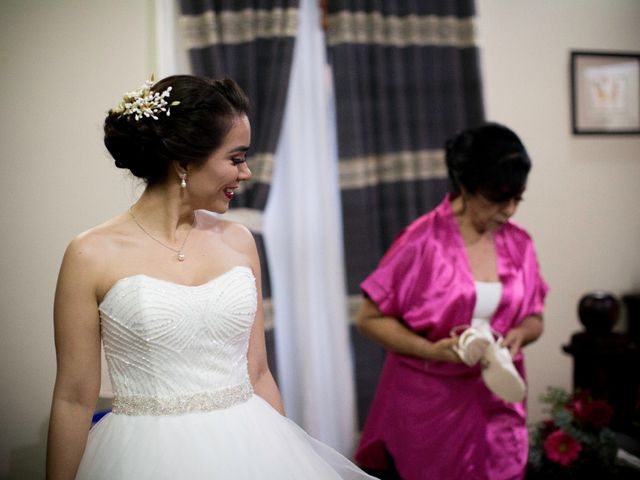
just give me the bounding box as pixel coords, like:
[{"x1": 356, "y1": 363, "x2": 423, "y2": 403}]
[{"x1": 186, "y1": 115, "x2": 252, "y2": 213}]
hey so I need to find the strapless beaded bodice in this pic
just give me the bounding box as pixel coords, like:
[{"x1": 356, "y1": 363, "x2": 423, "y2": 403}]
[{"x1": 99, "y1": 266, "x2": 256, "y2": 414}]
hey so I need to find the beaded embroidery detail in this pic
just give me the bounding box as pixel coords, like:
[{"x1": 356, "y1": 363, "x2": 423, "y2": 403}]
[
  {"x1": 99, "y1": 268, "x2": 258, "y2": 417},
  {"x1": 112, "y1": 382, "x2": 254, "y2": 416}
]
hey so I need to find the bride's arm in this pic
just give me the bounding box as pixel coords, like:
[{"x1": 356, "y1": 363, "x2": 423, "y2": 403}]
[
  {"x1": 247, "y1": 294, "x2": 285, "y2": 415},
  {"x1": 233, "y1": 224, "x2": 285, "y2": 415},
  {"x1": 47, "y1": 235, "x2": 102, "y2": 480}
]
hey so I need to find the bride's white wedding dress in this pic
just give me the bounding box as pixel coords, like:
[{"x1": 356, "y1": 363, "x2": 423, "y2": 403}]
[{"x1": 77, "y1": 266, "x2": 374, "y2": 479}]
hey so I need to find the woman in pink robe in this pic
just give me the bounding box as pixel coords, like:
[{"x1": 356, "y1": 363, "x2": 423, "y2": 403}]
[{"x1": 354, "y1": 123, "x2": 548, "y2": 480}]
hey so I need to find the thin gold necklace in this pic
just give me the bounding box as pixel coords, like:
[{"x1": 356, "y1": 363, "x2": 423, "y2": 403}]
[{"x1": 128, "y1": 207, "x2": 196, "y2": 262}]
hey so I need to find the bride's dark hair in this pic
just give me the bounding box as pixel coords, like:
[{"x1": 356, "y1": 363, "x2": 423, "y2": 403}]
[{"x1": 103, "y1": 75, "x2": 249, "y2": 185}]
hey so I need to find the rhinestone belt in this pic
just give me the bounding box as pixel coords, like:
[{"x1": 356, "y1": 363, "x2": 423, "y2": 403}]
[{"x1": 112, "y1": 382, "x2": 254, "y2": 415}]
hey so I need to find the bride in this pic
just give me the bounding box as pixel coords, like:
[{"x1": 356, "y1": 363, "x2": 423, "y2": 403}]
[{"x1": 46, "y1": 75, "x2": 376, "y2": 479}]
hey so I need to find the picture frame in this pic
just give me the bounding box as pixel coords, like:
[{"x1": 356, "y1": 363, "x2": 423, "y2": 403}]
[{"x1": 570, "y1": 51, "x2": 640, "y2": 135}]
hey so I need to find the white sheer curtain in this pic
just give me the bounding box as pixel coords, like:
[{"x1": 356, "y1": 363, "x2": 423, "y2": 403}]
[{"x1": 263, "y1": 0, "x2": 357, "y2": 455}]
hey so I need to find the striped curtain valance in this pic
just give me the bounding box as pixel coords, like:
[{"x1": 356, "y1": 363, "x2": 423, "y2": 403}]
[
  {"x1": 180, "y1": 7, "x2": 298, "y2": 47},
  {"x1": 234, "y1": 152, "x2": 274, "y2": 193},
  {"x1": 339, "y1": 149, "x2": 447, "y2": 190},
  {"x1": 327, "y1": 12, "x2": 476, "y2": 47}
]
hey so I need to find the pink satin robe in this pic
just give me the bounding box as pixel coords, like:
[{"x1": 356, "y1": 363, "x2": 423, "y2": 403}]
[{"x1": 355, "y1": 195, "x2": 548, "y2": 480}]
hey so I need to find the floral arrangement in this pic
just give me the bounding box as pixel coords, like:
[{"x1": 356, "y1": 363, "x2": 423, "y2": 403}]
[
  {"x1": 111, "y1": 76, "x2": 180, "y2": 121},
  {"x1": 527, "y1": 386, "x2": 620, "y2": 478},
  {"x1": 527, "y1": 387, "x2": 618, "y2": 479}
]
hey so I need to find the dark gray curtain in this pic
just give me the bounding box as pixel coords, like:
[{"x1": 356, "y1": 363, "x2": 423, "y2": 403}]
[
  {"x1": 178, "y1": 0, "x2": 299, "y2": 377},
  {"x1": 326, "y1": 0, "x2": 485, "y2": 427}
]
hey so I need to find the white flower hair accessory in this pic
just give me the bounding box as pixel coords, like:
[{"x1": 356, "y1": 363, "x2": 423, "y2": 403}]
[{"x1": 112, "y1": 76, "x2": 180, "y2": 121}]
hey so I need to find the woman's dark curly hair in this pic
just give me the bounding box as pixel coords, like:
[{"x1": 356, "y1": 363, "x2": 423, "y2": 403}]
[
  {"x1": 445, "y1": 123, "x2": 531, "y2": 203},
  {"x1": 104, "y1": 75, "x2": 249, "y2": 185}
]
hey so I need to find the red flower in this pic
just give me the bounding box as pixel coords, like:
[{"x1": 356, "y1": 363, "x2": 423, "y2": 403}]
[
  {"x1": 566, "y1": 391, "x2": 590, "y2": 419},
  {"x1": 581, "y1": 400, "x2": 614, "y2": 428},
  {"x1": 543, "y1": 430, "x2": 582, "y2": 466},
  {"x1": 566, "y1": 391, "x2": 614, "y2": 428}
]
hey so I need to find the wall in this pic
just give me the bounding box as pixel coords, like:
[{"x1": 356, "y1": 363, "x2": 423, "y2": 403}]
[
  {"x1": 0, "y1": 1, "x2": 639, "y2": 477},
  {"x1": 0, "y1": 1, "x2": 151, "y2": 478},
  {"x1": 476, "y1": 0, "x2": 640, "y2": 421}
]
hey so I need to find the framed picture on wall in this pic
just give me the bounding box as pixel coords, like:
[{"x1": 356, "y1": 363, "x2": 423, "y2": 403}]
[{"x1": 571, "y1": 51, "x2": 640, "y2": 135}]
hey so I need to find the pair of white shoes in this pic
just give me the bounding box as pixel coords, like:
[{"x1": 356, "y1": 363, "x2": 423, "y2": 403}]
[{"x1": 452, "y1": 325, "x2": 526, "y2": 403}]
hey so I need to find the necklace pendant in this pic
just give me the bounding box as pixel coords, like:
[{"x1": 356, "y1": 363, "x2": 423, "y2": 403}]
[{"x1": 177, "y1": 253, "x2": 185, "y2": 262}]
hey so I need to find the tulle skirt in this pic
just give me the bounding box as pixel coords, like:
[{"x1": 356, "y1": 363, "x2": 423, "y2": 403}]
[{"x1": 77, "y1": 395, "x2": 375, "y2": 479}]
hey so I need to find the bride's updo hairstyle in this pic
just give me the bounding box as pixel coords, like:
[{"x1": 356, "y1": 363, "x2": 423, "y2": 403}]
[
  {"x1": 104, "y1": 75, "x2": 249, "y2": 185},
  {"x1": 445, "y1": 122, "x2": 531, "y2": 203}
]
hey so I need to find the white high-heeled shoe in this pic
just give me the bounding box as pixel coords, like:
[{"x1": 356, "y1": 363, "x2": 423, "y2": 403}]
[
  {"x1": 480, "y1": 339, "x2": 526, "y2": 403},
  {"x1": 451, "y1": 325, "x2": 491, "y2": 366},
  {"x1": 452, "y1": 325, "x2": 526, "y2": 403}
]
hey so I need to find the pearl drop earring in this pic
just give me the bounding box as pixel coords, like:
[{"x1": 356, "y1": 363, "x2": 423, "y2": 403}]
[{"x1": 180, "y1": 173, "x2": 187, "y2": 189}]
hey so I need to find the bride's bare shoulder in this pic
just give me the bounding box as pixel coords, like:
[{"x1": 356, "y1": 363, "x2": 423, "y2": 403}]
[
  {"x1": 196, "y1": 210, "x2": 255, "y2": 251},
  {"x1": 63, "y1": 212, "x2": 133, "y2": 271}
]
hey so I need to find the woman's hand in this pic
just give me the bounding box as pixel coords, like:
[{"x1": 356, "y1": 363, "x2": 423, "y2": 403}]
[
  {"x1": 356, "y1": 297, "x2": 466, "y2": 363},
  {"x1": 502, "y1": 315, "x2": 544, "y2": 357},
  {"x1": 425, "y1": 337, "x2": 462, "y2": 363},
  {"x1": 501, "y1": 328, "x2": 527, "y2": 357}
]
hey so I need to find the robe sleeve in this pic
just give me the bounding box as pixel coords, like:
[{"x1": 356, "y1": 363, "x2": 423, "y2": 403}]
[
  {"x1": 520, "y1": 239, "x2": 548, "y2": 319},
  {"x1": 360, "y1": 232, "x2": 423, "y2": 319}
]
